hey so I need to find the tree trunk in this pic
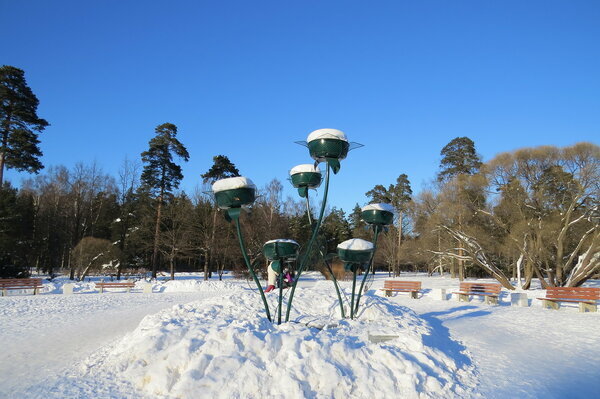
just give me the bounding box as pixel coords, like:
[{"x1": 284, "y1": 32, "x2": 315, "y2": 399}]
[
  {"x1": 0, "y1": 112, "x2": 11, "y2": 187},
  {"x1": 458, "y1": 249, "x2": 465, "y2": 281},
  {"x1": 68, "y1": 248, "x2": 75, "y2": 280},
  {"x1": 151, "y1": 194, "x2": 163, "y2": 279},
  {"x1": 170, "y1": 254, "x2": 175, "y2": 280},
  {"x1": 532, "y1": 263, "x2": 549, "y2": 289},
  {"x1": 565, "y1": 233, "x2": 600, "y2": 287},
  {"x1": 450, "y1": 258, "x2": 457, "y2": 278},
  {"x1": 397, "y1": 211, "x2": 403, "y2": 277},
  {"x1": 437, "y1": 230, "x2": 443, "y2": 276},
  {"x1": 0, "y1": 152, "x2": 5, "y2": 187},
  {"x1": 206, "y1": 208, "x2": 218, "y2": 281},
  {"x1": 457, "y1": 212, "x2": 464, "y2": 281},
  {"x1": 515, "y1": 253, "x2": 524, "y2": 289},
  {"x1": 522, "y1": 261, "x2": 533, "y2": 290}
]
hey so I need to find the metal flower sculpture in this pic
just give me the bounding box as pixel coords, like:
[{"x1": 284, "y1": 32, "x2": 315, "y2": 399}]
[
  {"x1": 351, "y1": 203, "x2": 395, "y2": 317},
  {"x1": 285, "y1": 129, "x2": 362, "y2": 322},
  {"x1": 212, "y1": 177, "x2": 272, "y2": 322},
  {"x1": 337, "y1": 238, "x2": 375, "y2": 319},
  {"x1": 213, "y1": 128, "x2": 371, "y2": 324}
]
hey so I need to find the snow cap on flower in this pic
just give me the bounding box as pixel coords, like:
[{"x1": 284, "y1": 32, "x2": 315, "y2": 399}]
[
  {"x1": 361, "y1": 203, "x2": 395, "y2": 213},
  {"x1": 307, "y1": 128, "x2": 347, "y2": 143},
  {"x1": 290, "y1": 164, "x2": 321, "y2": 176},
  {"x1": 212, "y1": 177, "x2": 256, "y2": 193},
  {"x1": 337, "y1": 238, "x2": 374, "y2": 251},
  {"x1": 265, "y1": 239, "x2": 299, "y2": 245}
]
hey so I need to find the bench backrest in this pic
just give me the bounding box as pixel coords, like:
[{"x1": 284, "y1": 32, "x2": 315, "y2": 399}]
[
  {"x1": 383, "y1": 280, "x2": 421, "y2": 290},
  {"x1": 545, "y1": 287, "x2": 600, "y2": 301},
  {"x1": 0, "y1": 278, "x2": 43, "y2": 288},
  {"x1": 459, "y1": 282, "x2": 502, "y2": 295}
]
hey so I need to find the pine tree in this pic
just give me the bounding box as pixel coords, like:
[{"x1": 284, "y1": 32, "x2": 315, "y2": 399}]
[
  {"x1": 365, "y1": 184, "x2": 391, "y2": 203},
  {"x1": 437, "y1": 137, "x2": 482, "y2": 279},
  {"x1": 437, "y1": 137, "x2": 482, "y2": 182},
  {"x1": 0, "y1": 66, "x2": 49, "y2": 185},
  {"x1": 322, "y1": 207, "x2": 352, "y2": 253},
  {"x1": 201, "y1": 155, "x2": 240, "y2": 183},
  {"x1": 141, "y1": 123, "x2": 189, "y2": 278},
  {"x1": 349, "y1": 203, "x2": 368, "y2": 238}
]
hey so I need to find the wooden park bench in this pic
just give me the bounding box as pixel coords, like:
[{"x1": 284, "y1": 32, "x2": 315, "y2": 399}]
[
  {"x1": 380, "y1": 280, "x2": 422, "y2": 299},
  {"x1": 96, "y1": 281, "x2": 135, "y2": 293},
  {"x1": 0, "y1": 278, "x2": 44, "y2": 296},
  {"x1": 453, "y1": 282, "x2": 502, "y2": 305},
  {"x1": 537, "y1": 287, "x2": 600, "y2": 313}
]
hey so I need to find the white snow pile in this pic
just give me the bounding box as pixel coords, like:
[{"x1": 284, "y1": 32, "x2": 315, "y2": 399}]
[
  {"x1": 161, "y1": 279, "x2": 244, "y2": 293},
  {"x1": 362, "y1": 203, "x2": 395, "y2": 213},
  {"x1": 290, "y1": 163, "x2": 321, "y2": 175},
  {"x1": 337, "y1": 238, "x2": 374, "y2": 251},
  {"x1": 265, "y1": 238, "x2": 299, "y2": 245},
  {"x1": 43, "y1": 279, "x2": 101, "y2": 294},
  {"x1": 103, "y1": 288, "x2": 477, "y2": 398},
  {"x1": 212, "y1": 176, "x2": 256, "y2": 193},
  {"x1": 307, "y1": 128, "x2": 347, "y2": 143}
]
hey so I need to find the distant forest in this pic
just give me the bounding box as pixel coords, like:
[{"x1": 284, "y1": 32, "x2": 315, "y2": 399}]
[{"x1": 1, "y1": 65, "x2": 599, "y2": 289}]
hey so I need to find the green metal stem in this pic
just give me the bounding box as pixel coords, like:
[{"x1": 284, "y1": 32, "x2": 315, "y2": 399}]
[
  {"x1": 234, "y1": 215, "x2": 272, "y2": 322},
  {"x1": 305, "y1": 191, "x2": 313, "y2": 225},
  {"x1": 285, "y1": 163, "x2": 331, "y2": 322},
  {"x1": 354, "y1": 225, "x2": 381, "y2": 315},
  {"x1": 306, "y1": 190, "x2": 345, "y2": 318},
  {"x1": 277, "y1": 270, "x2": 284, "y2": 324},
  {"x1": 350, "y1": 267, "x2": 358, "y2": 319},
  {"x1": 323, "y1": 256, "x2": 346, "y2": 318}
]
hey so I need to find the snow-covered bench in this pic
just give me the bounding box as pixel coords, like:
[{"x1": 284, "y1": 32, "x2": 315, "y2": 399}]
[
  {"x1": 537, "y1": 287, "x2": 600, "y2": 312},
  {"x1": 453, "y1": 282, "x2": 501, "y2": 305},
  {"x1": 96, "y1": 281, "x2": 135, "y2": 293},
  {"x1": 380, "y1": 280, "x2": 421, "y2": 298},
  {"x1": 0, "y1": 278, "x2": 44, "y2": 296}
]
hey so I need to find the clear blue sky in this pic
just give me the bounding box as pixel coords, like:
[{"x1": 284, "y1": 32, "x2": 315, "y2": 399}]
[{"x1": 3, "y1": 0, "x2": 599, "y2": 212}]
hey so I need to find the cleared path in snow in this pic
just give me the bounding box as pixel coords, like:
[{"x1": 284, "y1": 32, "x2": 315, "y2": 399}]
[
  {"x1": 0, "y1": 291, "x2": 225, "y2": 398},
  {"x1": 384, "y1": 290, "x2": 600, "y2": 399}
]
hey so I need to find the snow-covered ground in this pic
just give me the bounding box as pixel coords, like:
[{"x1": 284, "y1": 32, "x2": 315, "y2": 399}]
[{"x1": 1, "y1": 272, "x2": 599, "y2": 398}]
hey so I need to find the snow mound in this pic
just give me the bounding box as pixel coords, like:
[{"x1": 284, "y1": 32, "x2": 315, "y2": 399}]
[
  {"x1": 44, "y1": 279, "x2": 99, "y2": 294},
  {"x1": 106, "y1": 288, "x2": 477, "y2": 398},
  {"x1": 161, "y1": 280, "x2": 244, "y2": 293}
]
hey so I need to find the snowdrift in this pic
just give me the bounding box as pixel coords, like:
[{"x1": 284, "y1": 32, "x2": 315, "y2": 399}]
[
  {"x1": 105, "y1": 287, "x2": 478, "y2": 398},
  {"x1": 161, "y1": 279, "x2": 244, "y2": 293}
]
